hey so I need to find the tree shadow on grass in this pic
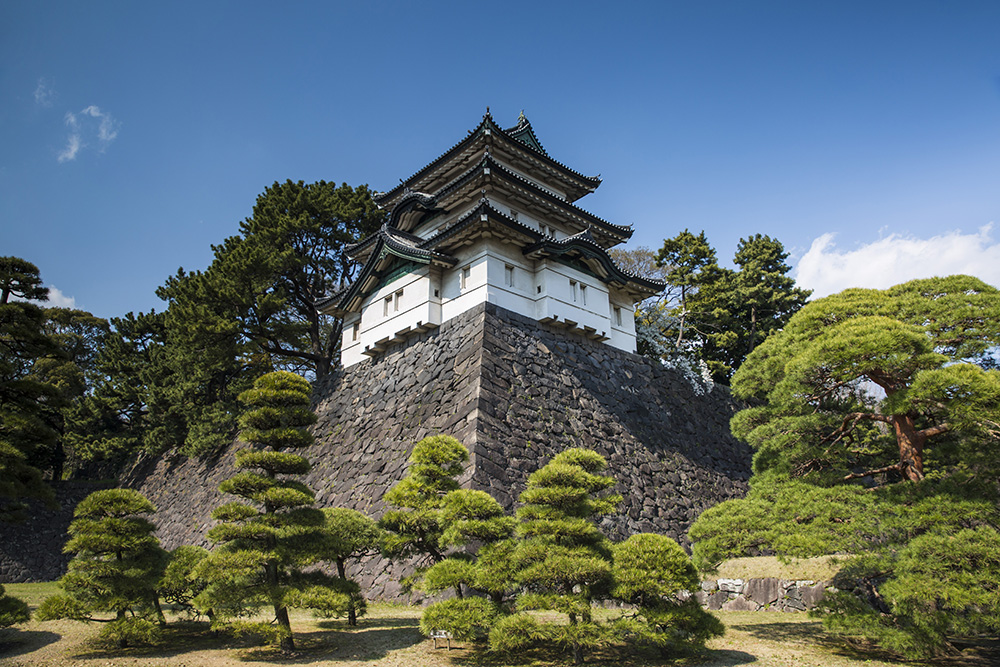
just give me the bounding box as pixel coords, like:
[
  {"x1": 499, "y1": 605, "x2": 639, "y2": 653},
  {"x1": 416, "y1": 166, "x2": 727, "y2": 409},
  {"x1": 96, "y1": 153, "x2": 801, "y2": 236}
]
[
  {"x1": 451, "y1": 642, "x2": 757, "y2": 667},
  {"x1": 0, "y1": 629, "x2": 62, "y2": 659},
  {"x1": 69, "y1": 621, "x2": 231, "y2": 661},
  {"x1": 238, "y1": 615, "x2": 424, "y2": 664},
  {"x1": 729, "y1": 620, "x2": 1000, "y2": 666}
]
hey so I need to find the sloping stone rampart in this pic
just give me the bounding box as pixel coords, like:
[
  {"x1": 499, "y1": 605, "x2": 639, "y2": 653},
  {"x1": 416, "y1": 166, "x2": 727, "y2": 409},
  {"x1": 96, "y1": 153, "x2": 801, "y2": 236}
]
[
  {"x1": 0, "y1": 481, "x2": 114, "y2": 583},
  {"x1": 4, "y1": 302, "x2": 752, "y2": 596}
]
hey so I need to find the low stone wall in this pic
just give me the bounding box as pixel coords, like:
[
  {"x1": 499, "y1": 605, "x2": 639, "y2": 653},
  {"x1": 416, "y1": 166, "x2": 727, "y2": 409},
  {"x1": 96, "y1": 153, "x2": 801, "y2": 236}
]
[
  {"x1": 696, "y1": 577, "x2": 831, "y2": 612},
  {"x1": 0, "y1": 480, "x2": 114, "y2": 583}
]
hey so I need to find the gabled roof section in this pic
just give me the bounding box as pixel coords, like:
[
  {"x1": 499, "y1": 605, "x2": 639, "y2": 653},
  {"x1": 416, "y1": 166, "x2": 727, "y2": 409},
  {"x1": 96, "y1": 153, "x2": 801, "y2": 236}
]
[
  {"x1": 505, "y1": 111, "x2": 546, "y2": 155},
  {"x1": 420, "y1": 152, "x2": 632, "y2": 246},
  {"x1": 421, "y1": 198, "x2": 546, "y2": 252},
  {"x1": 373, "y1": 111, "x2": 601, "y2": 209},
  {"x1": 524, "y1": 230, "x2": 667, "y2": 298}
]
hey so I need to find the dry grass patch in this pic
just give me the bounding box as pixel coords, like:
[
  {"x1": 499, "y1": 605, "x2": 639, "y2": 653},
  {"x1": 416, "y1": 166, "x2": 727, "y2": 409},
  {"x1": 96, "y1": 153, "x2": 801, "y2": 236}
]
[{"x1": 713, "y1": 556, "x2": 844, "y2": 581}]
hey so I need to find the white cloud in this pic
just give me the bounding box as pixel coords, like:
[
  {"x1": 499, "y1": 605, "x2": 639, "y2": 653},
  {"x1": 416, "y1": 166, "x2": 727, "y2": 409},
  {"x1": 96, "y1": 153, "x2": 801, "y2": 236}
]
[
  {"x1": 12, "y1": 286, "x2": 77, "y2": 309},
  {"x1": 56, "y1": 105, "x2": 120, "y2": 162},
  {"x1": 34, "y1": 78, "x2": 56, "y2": 107},
  {"x1": 795, "y1": 225, "x2": 1000, "y2": 298},
  {"x1": 45, "y1": 286, "x2": 76, "y2": 309}
]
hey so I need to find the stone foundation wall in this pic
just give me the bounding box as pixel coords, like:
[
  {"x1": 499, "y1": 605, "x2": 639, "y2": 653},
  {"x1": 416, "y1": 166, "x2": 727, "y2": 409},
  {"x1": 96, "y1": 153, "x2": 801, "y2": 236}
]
[{"x1": 696, "y1": 577, "x2": 832, "y2": 612}]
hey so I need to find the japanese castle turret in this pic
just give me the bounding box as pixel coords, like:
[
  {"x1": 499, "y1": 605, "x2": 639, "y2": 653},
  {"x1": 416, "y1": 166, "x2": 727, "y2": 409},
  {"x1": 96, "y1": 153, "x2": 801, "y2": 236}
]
[{"x1": 318, "y1": 111, "x2": 665, "y2": 368}]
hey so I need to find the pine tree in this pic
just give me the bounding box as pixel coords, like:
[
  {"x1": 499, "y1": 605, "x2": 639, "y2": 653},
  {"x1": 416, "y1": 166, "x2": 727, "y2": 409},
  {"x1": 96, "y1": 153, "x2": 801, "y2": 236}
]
[
  {"x1": 36, "y1": 489, "x2": 168, "y2": 647},
  {"x1": 197, "y1": 371, "x2": 347, "y2": 651},
  {"x1": 320, "y1": 508, "x2": 382, "y2": 625},
  {"x1": 689, "y1": 275, "x2": 1000, "y2": 658},
  {"x1": 379, "y1": 435, "x2": 469, "y2": 569},
  {"x1": 610, "y1": 534, "x2": 723, "y2": 657},
  {"x1": 489, "y1": 448, "x2": 620, "y2": 665},
  {"x1": 0, "y1": 584, "x2": 30, "y2": 627},
  {"x1": 0, "y1": 258, "x2": 59, "y2": 520}
]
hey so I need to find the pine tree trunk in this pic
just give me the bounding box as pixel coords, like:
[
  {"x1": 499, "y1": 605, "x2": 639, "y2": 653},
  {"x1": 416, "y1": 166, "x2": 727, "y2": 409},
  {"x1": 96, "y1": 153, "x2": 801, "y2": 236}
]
[
  {"x1": 893, "y1": 415, "x2": 925, "y2": 481},
  {"x1": 337, "y1": 558, "x2": 357, "y2": 626},
  {"x1": 276, "y1": 604, "x2": 295, "y2": 652}
]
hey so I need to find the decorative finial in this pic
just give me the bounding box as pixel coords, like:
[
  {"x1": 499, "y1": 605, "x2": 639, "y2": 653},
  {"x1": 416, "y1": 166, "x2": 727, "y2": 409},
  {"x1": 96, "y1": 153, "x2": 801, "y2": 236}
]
[{"x1": 518, "y1": 109, "x2": 526, "y2": 124}]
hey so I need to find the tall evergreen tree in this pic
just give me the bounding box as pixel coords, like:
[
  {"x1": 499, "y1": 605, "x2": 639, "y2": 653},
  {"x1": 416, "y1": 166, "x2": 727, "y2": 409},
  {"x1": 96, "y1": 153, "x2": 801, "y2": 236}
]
[
  {"x1": 0, "y1": 258, "x2": 58, "y2": 520},
  {"x1": 197, "y1": 371, "x2": 346, "y2": 651},
  {"x1": 489, "y1": 448, "x2": 621, "y2": 665}
]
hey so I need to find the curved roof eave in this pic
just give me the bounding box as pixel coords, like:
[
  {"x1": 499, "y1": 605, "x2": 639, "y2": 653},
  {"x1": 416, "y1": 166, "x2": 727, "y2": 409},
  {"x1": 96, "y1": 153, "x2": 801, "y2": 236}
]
[{"x1": 524, "y1": 232, "x2": 666, "y2": 295}]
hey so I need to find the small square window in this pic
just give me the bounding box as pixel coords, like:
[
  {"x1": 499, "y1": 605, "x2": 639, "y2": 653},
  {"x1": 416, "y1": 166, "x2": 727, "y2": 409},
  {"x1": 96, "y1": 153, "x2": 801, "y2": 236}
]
[
  {"x1": 614, "y1": 307, "x2": 622, "y2": 326},
  {"x1": 352, "y1": 322, "x2": 360, "y2": 341},
  {"x1": 569, "y1": 280, "x2": 578, "y2": 302},
  {"x1": 504, "y1": 265, "x2": 514, "y2": 287},
  {"x1": 394, "y1": 290, "x2": 403, "y2": 312},
  {"x1": 461, "y1": 267, "x2": 471, "y2": 290},
  {"x1": 580, "y1": 284, "x2": 587, "y2": 306},
  {"x1": 383, "y1": 296, "x2": 392, "y2": 317}
]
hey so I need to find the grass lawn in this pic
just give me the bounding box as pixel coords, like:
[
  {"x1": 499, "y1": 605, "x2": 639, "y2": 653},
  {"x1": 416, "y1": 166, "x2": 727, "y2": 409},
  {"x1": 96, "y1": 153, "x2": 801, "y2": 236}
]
[{"x1": 1, "y1": 583, "x2": 996, "y2": 667}]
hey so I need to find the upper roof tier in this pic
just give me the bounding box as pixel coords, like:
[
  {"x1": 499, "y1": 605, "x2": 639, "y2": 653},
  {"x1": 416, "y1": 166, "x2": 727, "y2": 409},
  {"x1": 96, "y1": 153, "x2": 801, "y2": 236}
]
[{"x1": 373, "y1": 111, "x2": 603, "y2": 210}]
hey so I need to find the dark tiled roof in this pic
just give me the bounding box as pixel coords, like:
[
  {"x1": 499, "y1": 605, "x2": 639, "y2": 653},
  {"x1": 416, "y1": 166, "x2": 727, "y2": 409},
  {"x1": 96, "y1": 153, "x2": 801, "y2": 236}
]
[{"x1": 373, "y1": 111, "x2": 600, "y2": 207}]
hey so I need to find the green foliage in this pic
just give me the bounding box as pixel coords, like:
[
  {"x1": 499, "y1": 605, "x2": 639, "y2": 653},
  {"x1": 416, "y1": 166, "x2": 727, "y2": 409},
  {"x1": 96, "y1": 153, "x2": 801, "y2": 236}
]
[
  {"x1": 420, "y1": 597, "x2": 499, "y2": 643},
  {"x1": 319, "y1": 507, "x2": 381, "y2": 625},
  {"x1": 380, "y1": 435, "x2": 469, "y2": 564},
  {"x1": 731, "y1": 275, "x2": 1000, "y2": 483},
  {"x1": 0, "y1": 259, "x2": 60, "y2": 519},
  {"x1": 611, "y1": 534, "x2": 723, "y2": 656},
  {"x1": 198, "y1": 371, "x2": 333, "y2": 651},
  {"x1": 158, "y1": 545, "x2": 211, "y2": 618},
  {"x1": 643, "y1": 232, "x2": 809, "y2": 382},
  {"x1": 690, "y1": 276, "x2": 1000, "y2": 658},
  {"x1": 97, "y1": 616, "x2": 163, "y2": 648},
  {"x1": 490, "y1": 448, "x2": 620, "y2": 664},
  {"x1": 39, "y1": 489, "x2": 167, "y2": 646},
  {"x1": 0, "y1": 584, "x2": 30, "y2": 627},
  {"x1": 819, "y1": 525, "x2": 1000, "y2": 658}
]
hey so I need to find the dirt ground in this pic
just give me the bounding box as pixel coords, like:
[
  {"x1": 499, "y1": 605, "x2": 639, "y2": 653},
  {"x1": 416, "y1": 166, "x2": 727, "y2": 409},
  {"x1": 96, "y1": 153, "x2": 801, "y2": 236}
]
[{"x1": 2, "y1": 589, "x2": 997, "y2": 667}]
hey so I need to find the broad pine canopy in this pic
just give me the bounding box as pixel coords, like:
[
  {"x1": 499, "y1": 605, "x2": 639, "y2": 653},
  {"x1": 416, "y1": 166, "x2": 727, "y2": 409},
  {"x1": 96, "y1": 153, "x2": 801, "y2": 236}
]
[{"x1": 730, "y1": 275, "x2": 1000, "y2": 484}]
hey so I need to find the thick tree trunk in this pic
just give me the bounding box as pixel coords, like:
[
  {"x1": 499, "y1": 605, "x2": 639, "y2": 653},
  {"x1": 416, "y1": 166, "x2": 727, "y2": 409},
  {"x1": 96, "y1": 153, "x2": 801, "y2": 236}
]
[{"x1": 893, "y1": 415, "x2": 925, "y2": 482}]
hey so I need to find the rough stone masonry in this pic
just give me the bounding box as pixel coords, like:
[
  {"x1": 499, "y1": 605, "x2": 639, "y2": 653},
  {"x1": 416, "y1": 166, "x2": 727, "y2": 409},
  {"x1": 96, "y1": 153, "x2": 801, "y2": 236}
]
[{"x1": 2, "y1": 303, "x2": 752, "y2": 595}]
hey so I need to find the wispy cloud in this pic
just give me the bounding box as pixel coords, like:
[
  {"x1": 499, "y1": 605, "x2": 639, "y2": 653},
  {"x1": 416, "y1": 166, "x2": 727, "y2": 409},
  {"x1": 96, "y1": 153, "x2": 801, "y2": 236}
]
[
  {"x1": 34, "y1": 78, "x2": 56, "y2": 107},
  {"x1": 57, "y1": 105, "x2": 121, "y2": 163},
  {"x1": 795, "y1": 225, "x2": 1000, "y2": 298},
  {"x1": 58, "y1": 112, "x2": 81, "y2": 162}
]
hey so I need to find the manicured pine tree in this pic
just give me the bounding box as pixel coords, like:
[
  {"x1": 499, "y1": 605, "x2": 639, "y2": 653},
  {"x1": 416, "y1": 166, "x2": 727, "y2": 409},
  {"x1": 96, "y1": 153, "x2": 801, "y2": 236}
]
[
  {"x1": 418, "y1": 488, "x2": 516, "y2": 643},
  {"x1": 379, "y1": 435, "x2": 469, "y2": 572},
  {"x1": 490, "y1": 448, "x2": 621, "y2": 665},
  {"x1": 197, "y1": 371, "x2": 346, "y2": 651},
  {"x1": 320, "y1": 507, "x2": 382, "y2": 626},
  {"x1": 610, "y1": 533, "x2": 723, "y2": 657},
  {"x1": 36, "y1": 489, "x2": 168, "y2": 647}
]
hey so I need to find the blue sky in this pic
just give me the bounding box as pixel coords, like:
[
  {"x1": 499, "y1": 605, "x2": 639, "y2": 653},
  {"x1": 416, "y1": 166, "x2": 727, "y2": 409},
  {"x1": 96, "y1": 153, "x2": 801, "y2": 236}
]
[{"x1": 3, "y1": 1, "x2": 999, "y2": 318}]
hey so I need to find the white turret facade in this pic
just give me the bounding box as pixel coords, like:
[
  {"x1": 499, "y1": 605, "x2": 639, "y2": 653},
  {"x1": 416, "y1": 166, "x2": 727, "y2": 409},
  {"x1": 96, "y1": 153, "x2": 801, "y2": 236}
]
[{"x1": 318, "y1": 112, "x2": 665, "y2": 368}]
